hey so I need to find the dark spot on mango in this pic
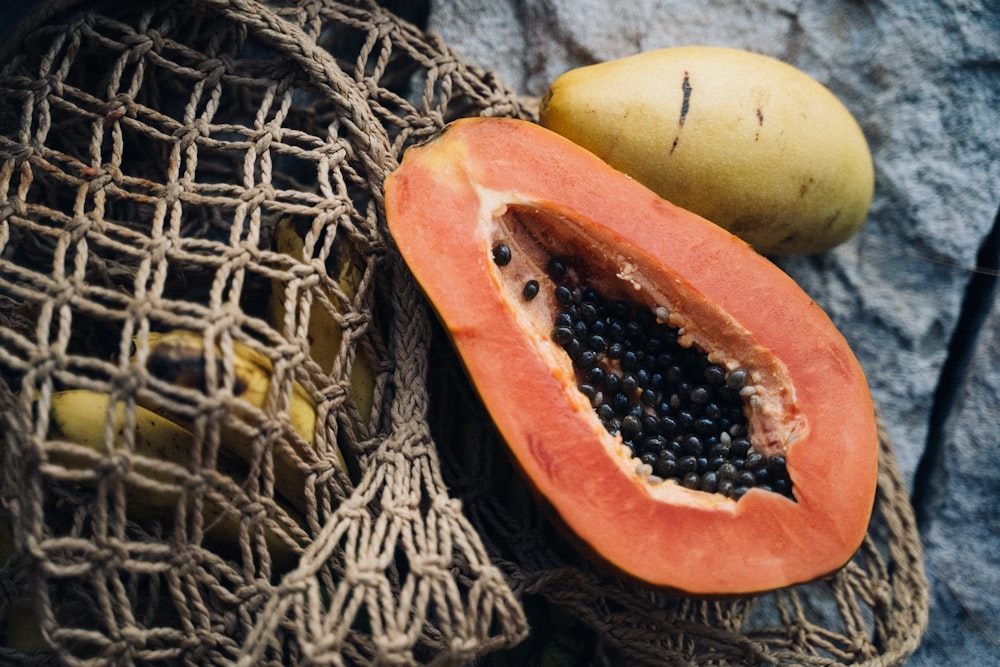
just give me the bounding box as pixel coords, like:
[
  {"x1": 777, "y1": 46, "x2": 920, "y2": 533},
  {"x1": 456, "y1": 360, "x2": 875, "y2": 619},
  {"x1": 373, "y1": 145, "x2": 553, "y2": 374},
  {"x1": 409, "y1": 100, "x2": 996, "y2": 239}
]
[
  {"x1": 824, "y1": 210, "x2": 842, "y2": 229},
  {"x1": 679, "y1": 72, "x2": 692, "y2": 127},
  {"x1": 799, "y1": 177, "x2": 816, "y2": 198}
]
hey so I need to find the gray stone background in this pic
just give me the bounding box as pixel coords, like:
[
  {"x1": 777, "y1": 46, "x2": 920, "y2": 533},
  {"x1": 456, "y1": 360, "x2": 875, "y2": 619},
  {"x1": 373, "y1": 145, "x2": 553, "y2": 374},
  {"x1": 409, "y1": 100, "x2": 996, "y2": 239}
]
[
  {"x1": 421, "y1": 1, "x2": 999, "y2": 664},
  {"x1": 1, "y1": 0, "x2": 997, "y2": 664}
]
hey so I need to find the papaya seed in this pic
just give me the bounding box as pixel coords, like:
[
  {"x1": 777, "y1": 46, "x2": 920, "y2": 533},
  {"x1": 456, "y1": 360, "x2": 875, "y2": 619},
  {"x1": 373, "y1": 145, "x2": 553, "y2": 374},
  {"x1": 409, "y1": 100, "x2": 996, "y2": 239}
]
[
  {"x1": 538, "y1": 265, "x2": 795, "y2": 501},
  {"x1": 546, "y1": 258, "x2": 567, "y2": 279},
  {"x1": 492, "y1": 243, "x2": 512, "y2": 266}
]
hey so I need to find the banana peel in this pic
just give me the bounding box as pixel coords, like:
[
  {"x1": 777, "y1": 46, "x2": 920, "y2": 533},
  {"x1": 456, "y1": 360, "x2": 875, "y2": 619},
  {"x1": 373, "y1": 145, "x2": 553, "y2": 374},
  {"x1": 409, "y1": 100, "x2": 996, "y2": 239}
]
[
  {"x1": 44, "y1": 389, "x2": 307, "y2": 571},
  {"x1": 268, "y1": 215, "x2": 376, "y2": 425},
  {"x1": 0, "y1": 388, "x2": 308, "y2": 654},
  {"x1": 140, "y1": 330, "x2": 317, "y2": 443},
  {"x1": 133, "y1": 330, "x2": 349, "y2": 516}
]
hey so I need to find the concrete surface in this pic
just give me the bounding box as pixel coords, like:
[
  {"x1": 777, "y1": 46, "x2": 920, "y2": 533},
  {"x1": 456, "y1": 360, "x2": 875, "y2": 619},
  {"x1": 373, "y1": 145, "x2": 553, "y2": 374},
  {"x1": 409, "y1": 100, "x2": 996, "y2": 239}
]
[
  {"x1": 424, "y1": 1, "x2": 1000, "y2": 664},
  {"x1": 1, "y1": 0, "x2": 997, "y2": 663}
]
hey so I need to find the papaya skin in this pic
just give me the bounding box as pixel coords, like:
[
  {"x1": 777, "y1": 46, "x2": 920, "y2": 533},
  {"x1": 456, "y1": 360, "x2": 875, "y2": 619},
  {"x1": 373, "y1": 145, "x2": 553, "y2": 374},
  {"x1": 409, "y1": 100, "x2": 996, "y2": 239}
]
[
  {"x1": 384, "y1": 117, "x2": 878, "y2": 596},
  {"x1": 538, "y1": 46, "x2": 875, "y2": 255}
]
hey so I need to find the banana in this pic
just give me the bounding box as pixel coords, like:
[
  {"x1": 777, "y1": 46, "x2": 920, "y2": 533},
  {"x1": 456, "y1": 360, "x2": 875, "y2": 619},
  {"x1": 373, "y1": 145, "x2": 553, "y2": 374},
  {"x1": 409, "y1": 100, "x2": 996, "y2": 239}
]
[
  {"x1": 44, "y1": 389, "x2": 306, "y2": 571},
  {"x1": 134, "y1": 329, "x2": 347, "y2": 515},
  {"x1": 0, "y1": 390, "x2": 306, "y2": 652},
  {"x1": 140, "y1": 329, "x2": 317, "y2": 444},
  {"x1": 268, "y1": 215, "x2": 377, "y2": 425}
]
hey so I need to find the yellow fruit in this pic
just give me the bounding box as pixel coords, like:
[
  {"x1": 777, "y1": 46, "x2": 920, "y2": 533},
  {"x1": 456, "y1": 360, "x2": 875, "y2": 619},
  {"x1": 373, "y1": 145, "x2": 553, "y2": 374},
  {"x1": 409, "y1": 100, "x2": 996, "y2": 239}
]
[
  {"x1": 43, "y1": 389, "x2": 306, "y2": 570},
  {"x1": 539, "y1": 46, "x2": 875, "y2": 254},
  {"x1": 134, "y1": 330, "x2": 349, "y2": 515},
  {"x1": 268, "y1": 216, "x2": 377, "y2": 424}
]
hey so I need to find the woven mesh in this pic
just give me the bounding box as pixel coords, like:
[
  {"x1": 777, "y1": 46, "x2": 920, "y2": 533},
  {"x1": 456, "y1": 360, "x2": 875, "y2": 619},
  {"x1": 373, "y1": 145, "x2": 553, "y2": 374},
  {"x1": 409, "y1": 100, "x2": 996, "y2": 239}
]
[
  {"x1": 0, "y1": 1, "x2": 529, "y2": 664},
  {"x1": 429, "y1": 328, "x2": 929, "y2": 667},
  {"x1": 0, "y1": 0, "x2": 928, "y2": 665}
]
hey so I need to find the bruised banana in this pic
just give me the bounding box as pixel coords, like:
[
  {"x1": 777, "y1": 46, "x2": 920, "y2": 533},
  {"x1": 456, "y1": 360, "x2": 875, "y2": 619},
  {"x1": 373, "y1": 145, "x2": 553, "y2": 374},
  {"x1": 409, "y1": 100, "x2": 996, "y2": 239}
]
[
  {"x1": 134, "y1": 329, "x2": 348, "y2": 515},
  {"x1": 268, "y1": 215, "x2": 376, "y2": 424},
  {"x1": 44, "y1": 389, "x2": 306, "y2": 571}
]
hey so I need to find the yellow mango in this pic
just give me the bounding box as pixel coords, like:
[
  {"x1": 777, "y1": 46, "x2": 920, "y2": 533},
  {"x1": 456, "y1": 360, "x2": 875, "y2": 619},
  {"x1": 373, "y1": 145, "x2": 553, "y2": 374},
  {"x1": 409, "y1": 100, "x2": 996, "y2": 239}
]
[{"x1": 539, "y1": 46, "x2": 874, "y2": 254}]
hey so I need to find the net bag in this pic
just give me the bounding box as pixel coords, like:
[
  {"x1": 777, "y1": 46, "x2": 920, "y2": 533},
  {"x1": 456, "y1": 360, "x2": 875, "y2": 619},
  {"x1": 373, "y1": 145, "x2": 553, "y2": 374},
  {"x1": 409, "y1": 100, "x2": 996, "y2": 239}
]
[
  {"x1": 431, "y1": 332, "x2": 930, "y2": 665},
  {"x1": 0, "y1": 0, "x2": 929, "y2": 665},
  {"x1": 0, "y1": 0, "x2": 531, "y2": 664}
]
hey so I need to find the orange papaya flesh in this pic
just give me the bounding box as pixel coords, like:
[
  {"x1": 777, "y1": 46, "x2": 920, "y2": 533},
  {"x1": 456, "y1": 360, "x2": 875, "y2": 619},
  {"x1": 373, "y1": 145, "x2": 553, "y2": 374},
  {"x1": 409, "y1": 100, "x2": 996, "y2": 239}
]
[{"x1": 384, "y1": 117, "x2": 878, "y2": 596}]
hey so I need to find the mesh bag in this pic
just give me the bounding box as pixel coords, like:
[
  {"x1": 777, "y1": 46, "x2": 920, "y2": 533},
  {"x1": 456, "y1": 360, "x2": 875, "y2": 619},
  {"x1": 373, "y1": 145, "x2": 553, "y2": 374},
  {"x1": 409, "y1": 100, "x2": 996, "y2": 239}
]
[
  {"x1": 0, "y1": 0, "x2": 929, "y2": 665},
  {"x1": 0, "y1": 0, "x2": 530, "y2": 664},
  {"x1": 430, "y1": 327, "x2": 930, "y2": 665}
]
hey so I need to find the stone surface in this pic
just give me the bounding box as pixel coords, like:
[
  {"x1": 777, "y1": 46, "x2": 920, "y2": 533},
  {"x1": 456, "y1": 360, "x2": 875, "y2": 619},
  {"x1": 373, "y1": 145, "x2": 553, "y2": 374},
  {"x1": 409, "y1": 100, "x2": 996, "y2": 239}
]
[
  {"x1": 428, "y1": 0, "x2": 1000, "y2": 484},
  {"x1": 1, "y1": 0, "x2": 997, "y2": 663},
  {"x1": 912, "y1": 301, "x2": 1000, "y2": 663},
  {"x1": 909, "y1": 224, "x2": 1000, "y2": 665},
  {"x1": 426, "y1": 1, "x2": 1000, "y2": 664}
]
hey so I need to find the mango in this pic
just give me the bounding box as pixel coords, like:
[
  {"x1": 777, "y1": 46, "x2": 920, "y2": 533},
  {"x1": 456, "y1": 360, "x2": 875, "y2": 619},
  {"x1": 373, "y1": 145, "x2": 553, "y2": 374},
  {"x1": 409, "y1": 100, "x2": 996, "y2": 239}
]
[{"x1": 538, "y1": 46, "x2": 875, "y2": 255}]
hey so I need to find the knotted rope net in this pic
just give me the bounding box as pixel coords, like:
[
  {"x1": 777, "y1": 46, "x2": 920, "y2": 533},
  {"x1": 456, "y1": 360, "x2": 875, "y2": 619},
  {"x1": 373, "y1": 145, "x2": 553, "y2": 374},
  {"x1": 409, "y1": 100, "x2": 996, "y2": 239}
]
[
  {"x1": 430, "y1": 330, "x2": 929, "y2": 666},
  {"x1": 0, "y1": 0, "x2": 928, "y2": 665}
]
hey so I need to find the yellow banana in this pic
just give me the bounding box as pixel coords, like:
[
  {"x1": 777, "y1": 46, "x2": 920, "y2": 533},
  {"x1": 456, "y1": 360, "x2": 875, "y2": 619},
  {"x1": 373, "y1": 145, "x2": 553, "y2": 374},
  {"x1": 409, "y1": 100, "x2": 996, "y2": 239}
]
[
  {"x1": 140, "y1": 329, "x2": 317, "y2": 444},
  {"x1": 268, "y1": 215, "x2": 377, "y2": 425},
  {"x1": 0, "y1": 390, "x2": 305, "y2": 652},
  {"x1": 44, "y1": 389, "x2": 306, "y2": 571},
  {"x1": 134, "y1": 330, "x2": 347, "y2": 515}
]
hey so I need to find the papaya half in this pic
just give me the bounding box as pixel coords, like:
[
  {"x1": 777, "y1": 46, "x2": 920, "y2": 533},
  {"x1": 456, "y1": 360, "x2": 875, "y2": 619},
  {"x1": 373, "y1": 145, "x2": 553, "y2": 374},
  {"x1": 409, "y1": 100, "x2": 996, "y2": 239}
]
[{"x1": 384, "y1": 117, "x2": 878, "y2": 596}]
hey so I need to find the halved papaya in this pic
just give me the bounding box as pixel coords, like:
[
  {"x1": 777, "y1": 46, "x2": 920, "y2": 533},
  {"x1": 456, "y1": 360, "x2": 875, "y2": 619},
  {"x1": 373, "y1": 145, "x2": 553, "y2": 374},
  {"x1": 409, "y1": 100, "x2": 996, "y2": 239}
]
[{"x1": 384, "y1": 117, "x2": 878, "y2": 596}]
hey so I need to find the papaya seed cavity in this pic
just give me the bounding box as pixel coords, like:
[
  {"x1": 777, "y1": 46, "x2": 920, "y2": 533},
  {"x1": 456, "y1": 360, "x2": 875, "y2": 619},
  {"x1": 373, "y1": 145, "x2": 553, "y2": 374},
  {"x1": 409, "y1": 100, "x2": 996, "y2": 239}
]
[{"x1": 490, "y1": 207, "x2": 795, "y2": 502}]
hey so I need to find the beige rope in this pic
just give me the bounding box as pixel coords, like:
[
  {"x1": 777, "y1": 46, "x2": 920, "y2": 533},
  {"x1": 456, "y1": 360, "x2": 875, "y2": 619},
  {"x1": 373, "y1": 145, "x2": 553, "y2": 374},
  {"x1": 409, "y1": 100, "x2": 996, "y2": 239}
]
[{"x1": 432, "y1": 329, "x2": 930, "y2": 665}]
